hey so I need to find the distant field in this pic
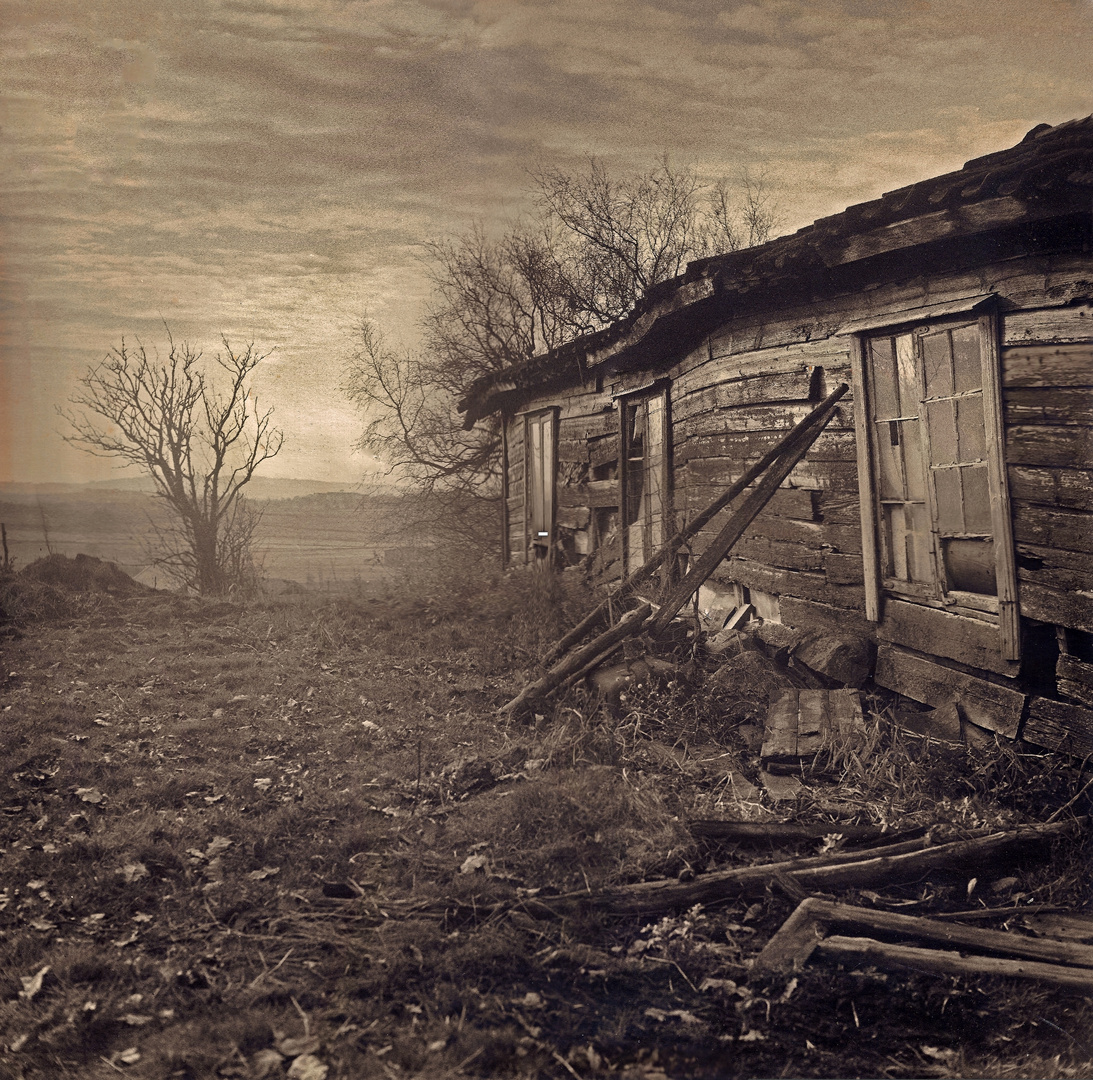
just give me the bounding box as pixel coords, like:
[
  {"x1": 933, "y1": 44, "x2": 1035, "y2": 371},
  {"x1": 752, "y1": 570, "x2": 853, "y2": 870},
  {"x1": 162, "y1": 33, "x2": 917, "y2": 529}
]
[{"x1": 0, "y1": 488, "x2": 427, "y2": 591}]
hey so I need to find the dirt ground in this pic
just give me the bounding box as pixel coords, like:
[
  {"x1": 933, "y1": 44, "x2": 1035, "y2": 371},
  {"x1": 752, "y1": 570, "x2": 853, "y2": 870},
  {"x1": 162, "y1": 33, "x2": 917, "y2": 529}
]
[{"x1": 1, "y1": 561, "x2": 1092, "y2": 1080}]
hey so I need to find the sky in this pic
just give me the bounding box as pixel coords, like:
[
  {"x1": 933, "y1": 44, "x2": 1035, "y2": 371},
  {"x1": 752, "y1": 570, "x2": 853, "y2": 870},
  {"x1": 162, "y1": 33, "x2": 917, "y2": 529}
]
[{"x1": 1, "y1": 0, "x2": 1091, "y2": 486}]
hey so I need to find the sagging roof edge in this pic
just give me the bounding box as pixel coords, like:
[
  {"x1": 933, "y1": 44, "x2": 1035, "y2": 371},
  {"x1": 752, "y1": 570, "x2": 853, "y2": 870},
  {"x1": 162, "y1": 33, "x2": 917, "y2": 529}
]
[{"x1": 458, "y1": 116, "x2": 1093, "y2": 428}]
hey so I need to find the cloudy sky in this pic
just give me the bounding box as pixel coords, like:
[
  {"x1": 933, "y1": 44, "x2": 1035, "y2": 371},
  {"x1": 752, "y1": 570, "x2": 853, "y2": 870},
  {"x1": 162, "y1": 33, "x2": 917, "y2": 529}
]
[{"x1": 1, "y1": 0, "x2": 1090, "y2": 485}]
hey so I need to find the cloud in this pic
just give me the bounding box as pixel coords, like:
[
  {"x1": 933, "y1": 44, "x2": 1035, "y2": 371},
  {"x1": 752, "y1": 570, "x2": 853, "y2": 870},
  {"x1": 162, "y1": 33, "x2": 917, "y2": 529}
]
[{"x1": 1, "y1": 0, "x2": 1091, "y2": 482}]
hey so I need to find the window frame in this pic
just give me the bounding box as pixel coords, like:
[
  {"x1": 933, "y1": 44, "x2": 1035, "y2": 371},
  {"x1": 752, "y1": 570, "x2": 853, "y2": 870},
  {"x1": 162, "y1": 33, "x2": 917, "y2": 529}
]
[
  {"x1": 617, "y1": 382, "x2": 671, "y2": 578},
  {"x1": 522, "y1": 408, "x2": 558, "y2": 567},
  {"x1": 852, "y1": 309, "x2": 1019, "y2": 660}
]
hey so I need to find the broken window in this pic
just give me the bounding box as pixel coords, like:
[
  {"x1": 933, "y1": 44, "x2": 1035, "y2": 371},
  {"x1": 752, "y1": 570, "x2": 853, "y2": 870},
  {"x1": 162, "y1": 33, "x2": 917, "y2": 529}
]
[
  {"x1": 854, "y1": 313, "x2": 1019, "y2": 658},
  {"x1": 619, "y1": 387, "x2": 670, "y2": 575},
  {"x1": 524, "y1": 409, "x2": 557, "y2": 565}
]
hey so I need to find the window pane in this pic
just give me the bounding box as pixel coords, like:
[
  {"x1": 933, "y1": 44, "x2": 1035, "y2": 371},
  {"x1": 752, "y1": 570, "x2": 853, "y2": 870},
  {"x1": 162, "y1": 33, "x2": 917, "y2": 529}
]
[
  {"x1": 962, "y1": 465, "x2": 992, "y2": 533},
  {"x1": 926, "y1": 400, "x2": 957, "y2": 465},
  {"x1": 874, "y1": 422, "x2": 904, "y2": 499},
  {"x1": 957, "y1": 395, "x2": 986, "y2": 462},
  {"x1": 883, "y1": 505, "x2": 907, "y2": 580},
  {"x1": 951, "y1": 323, "x2": 982, "y2": 393},
  {"x1": 901, "y1": 419, "x2": 926, "y2": 500},
  {"x1": 944, "y1": 538, "x2": 996, "y2": 595},
  {"x1": 895, "y1": 334, "x2": 919, "y2": 417},
  {"x1": 868, "y1": 337, "x2": 899, "y2": 420},
  {"x1": 921, "y1": 330, "x2": 953, "y2": 399},
  {"x1": 906, "y1": 502, "x2": 932, "y2": 583},
  {"x1": 934, "y1": 467, "x2": 963, "y2": 533}
]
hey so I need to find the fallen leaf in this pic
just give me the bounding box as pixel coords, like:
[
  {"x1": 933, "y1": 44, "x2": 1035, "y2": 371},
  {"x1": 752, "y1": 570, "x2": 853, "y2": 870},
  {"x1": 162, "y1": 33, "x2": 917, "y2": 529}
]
[
  {"x1": 205, "y1": 836, "x2": 233, "y2": 857},
  {"x1": 18, "y1": 966, "x2": 50, "y2": 1001},
  {"x1": 27, "y1": 879, "x2": 45, "y2": 890},
  {"x1": 117, "y1": 1047, "x2": 141, "y2": 1065},
  {"x1": 93, "y1": 718, "x2": 111, "y2": 727},
  {"x1": 278, "y1": 1036, "x2": 320, "y2": 1057},
  {"x1": 121, "y1": 1014, "x2": 153, "y2": 1026},
  {"x1": 459, "y1": 854, "x2": 488, "y2": 875},
  {"x1": 132, "y1": 912, "x2": 154, "y2": 923},
  {"x1": 286, "y1": 1055, "x2": 328, "y2": 1080},
  {"x1": 247, "y1": 866, "x2": 281, "y2": 881},
  {"x1": 251, "y1": 1049, "x2": 285, "y2": 1079},
  {"x1": 29, "y1": 918, "x2": 56, "y2": 932},
  {"x1": 113, "y1": 931, "x2": 139, "y2": 947},
  {"x1": 254, "y1": 778, "x2": 274, "y2": 792},
  {"x1": 75, "y1": 788, "x2": 105, "y2": 805},
  {"x1": 738, "y1": 1030, "x2": 766, "y2": 1042},
  {"x1": 9, "y1": 1034, "x2": 29, "y2": 1052},
  {"x1": 118, "y1": 862, "x2": 149, "y2": 884},
  {"x1": 519, "y1": 992, "x2": 543, "y2": 1008},
  {"x1": 644, "y1": 1008, "x2": 667, "y2": 1022},
  {"x1": 427, "y1": 1039, "x2": 447, "y2": 1052},
  {"x1": 204, "y1": 794, "x2": 225, "y2": 804}
]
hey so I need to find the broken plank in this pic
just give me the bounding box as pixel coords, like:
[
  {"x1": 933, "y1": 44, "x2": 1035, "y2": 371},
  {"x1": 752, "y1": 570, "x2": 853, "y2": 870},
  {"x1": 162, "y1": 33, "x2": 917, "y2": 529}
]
[
  {"x1": 804, "y1": 899, "x2": 1093, "y2": 969},
  {"x1": 760, "y1": 771, "x2": 804, "y2": 802},
  {"x1": 1022, "y1": 697, "x2": 1093, "y2": 758},
  {"x1": 761, "y1": 691, "x2": 799, "y2": 764},
  {"x1": 814, "y1": 935, "x2": 1093, "y2": 990},
  {"x1": 751, "y1": 899, "x2": 829, "y2": 974}
]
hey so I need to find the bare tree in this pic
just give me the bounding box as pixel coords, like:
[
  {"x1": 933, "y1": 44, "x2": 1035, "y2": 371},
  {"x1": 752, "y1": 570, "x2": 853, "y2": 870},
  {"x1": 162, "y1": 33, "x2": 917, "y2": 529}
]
[
  {"x1": 345, "y1": 155, "x2": 780, "y2": 503},
  {"x1": 62, "y1": 331, "x2": 283, "y2": 595}
]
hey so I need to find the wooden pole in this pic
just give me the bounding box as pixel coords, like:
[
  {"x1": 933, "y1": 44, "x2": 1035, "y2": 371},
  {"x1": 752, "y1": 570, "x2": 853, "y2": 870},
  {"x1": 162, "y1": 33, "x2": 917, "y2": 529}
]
[
  {"x1": 540, "y1": 383, "x2": 850, "y2": 665},
  {"x1": 646, "y1": 385, "x2": 847, "y2": 637},
  {"x1": 500, "y1": 603, "x2": 653, "y2": 718}
]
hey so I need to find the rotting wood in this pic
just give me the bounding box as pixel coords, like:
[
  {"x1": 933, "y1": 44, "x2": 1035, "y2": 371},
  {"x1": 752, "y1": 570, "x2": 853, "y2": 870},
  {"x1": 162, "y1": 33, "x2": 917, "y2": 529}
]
[
  {"x1": 499, "y1": 603, "x2": 652, "y2": 719},
  {"x1": 1005, "y1": 388, "x2": 1093, "y2": 427},
  {"x1": 648, "y1": 394, "x2": 847, "y2": 638},
  {"x1": 877, "y1": 598, "x2": 1020, "y2": 678},
  {"x1": 1019, "y1": 582, "x2": 1093, "y2": 635},
  {"x1": 1022, "y1": 697, "x2": 1093, "y2": 758},
  {"x1": 1006, "y1": 425, "x2": 1093, "y2": 469},
  {"x1": 1002, "y1": 343, "x2": 1093, "y2": 386},
  {"x1": 1003, "y1": 305, "x2": 1093, "y2": 347},
  {"x1": 874, "y1": 645, "x2": 1026, "y2": 738},
  {"x1": 1013, "y1": 502, "x2": 1093, "y2": 554},
  {"x1": 543, "y1": 818, "x2": 1085, "y2": 918},
  {"x1": 814, "y1": 935, "x2": 1093, "y2": 991},
  {"x1": 762, "y1": 690, "x2": 866, "y2": 774},
  {"x1": 754, "y1": 898, "x2": 1093, "y2": 976},
  {"x1": 540, "y1": 385, "x2": 849, "y2": 665},
  {"x1": 1008, "y1": 466, "x2": 1093, "y2": 513}
]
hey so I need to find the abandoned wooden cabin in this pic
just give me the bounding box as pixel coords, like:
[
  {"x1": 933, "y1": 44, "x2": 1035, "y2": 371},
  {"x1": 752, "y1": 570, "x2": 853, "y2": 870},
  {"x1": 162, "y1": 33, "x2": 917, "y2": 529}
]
[{"x1": 460, "y1": 117, "x2": 1093, "y2": 756}]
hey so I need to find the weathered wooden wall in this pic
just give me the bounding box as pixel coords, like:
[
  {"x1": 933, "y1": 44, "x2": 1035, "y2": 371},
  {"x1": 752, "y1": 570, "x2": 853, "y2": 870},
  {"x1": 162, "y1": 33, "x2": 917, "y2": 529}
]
[{"x1": 502, "y1": 254, "x2": 1092, "y2": 749}]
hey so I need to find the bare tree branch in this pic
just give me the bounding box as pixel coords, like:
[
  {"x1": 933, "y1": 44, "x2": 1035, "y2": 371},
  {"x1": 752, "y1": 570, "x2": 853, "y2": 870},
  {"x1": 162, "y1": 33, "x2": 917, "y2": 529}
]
[{"x1": 60, "y1": 331, "x2": 282, "y2": 595}]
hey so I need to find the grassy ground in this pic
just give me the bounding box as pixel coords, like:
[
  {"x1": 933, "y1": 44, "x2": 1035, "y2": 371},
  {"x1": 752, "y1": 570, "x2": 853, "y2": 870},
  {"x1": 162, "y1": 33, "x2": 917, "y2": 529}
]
[{"x1": 1, "y1": 563, "x2": 1092, "y2": 1080}]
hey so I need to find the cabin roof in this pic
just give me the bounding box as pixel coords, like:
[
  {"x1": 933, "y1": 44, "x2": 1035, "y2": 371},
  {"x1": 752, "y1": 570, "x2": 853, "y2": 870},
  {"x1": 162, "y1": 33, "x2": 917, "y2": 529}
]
[{"x1": 460, "y1": 115, "x2": 1093, "y2": 426}]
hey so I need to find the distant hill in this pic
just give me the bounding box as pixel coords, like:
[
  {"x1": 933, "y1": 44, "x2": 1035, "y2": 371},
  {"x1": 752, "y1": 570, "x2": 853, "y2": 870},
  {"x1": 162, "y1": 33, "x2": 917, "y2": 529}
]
[{"x1": 0, "y1": 476, "x2": 379, "y2": 501}]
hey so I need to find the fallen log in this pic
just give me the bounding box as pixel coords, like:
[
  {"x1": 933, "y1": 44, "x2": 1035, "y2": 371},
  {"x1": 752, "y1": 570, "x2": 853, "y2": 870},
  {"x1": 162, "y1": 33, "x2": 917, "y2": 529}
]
[
  {"x1": 541, "y1": 383, "x2": 850, "y2": 665},
  {"x1": 753, "y1": 897, "x2": 1093, "y2": 974},
  {"x1": 500, "y1": 603, "x2": 652, "y2": 718},
  {"x1": 815, "y1": 935, "x2": 1093, "y2": 990},
  {"x1": 545, "y1": 818, "x2": 1086, "y2": 917}
]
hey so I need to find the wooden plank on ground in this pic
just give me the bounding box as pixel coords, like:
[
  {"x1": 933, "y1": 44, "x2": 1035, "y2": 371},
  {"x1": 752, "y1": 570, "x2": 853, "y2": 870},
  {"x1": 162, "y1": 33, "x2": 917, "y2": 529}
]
[
  {"x1": 874, "y1": 646, "x2": 1025, "y2": 738},
  {"x1": 761, "y1": 691, "x2": 799, "y2": 764},
  {"x1": 760, "y1": 771, "x2": 803, "y2": 802},
  {"x1": 815, "y1": 936, "x2": 1093, "y2": 989}
]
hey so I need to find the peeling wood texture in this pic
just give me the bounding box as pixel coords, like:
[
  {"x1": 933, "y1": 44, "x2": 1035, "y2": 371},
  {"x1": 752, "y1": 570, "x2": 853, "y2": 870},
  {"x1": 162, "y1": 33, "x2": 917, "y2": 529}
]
[
  {"x1": 1023, "y1": 697, "x2": 1093, "y2": 757},
  {"x1": 761, "y1": 690, "x2": 866, "y2": 773},
  {"x1": 877, "y1": 599, "x2": 1019, "y2": 678},
  {"x1": 1002, "y1": 343, "x2": 1093, "y2": 386},
  {"x1": 874, "y1": 645, "x2": 1025, "y2": 738},
  {"x1": 1008, "y1": 467, "x2": 1093, "y2": 512},
  {"x1": 1019, "y1": 582, "x2": 1093, "y2": 634},
  {"x1": 1006, "y1": 425, "x2": 1093, "y2": 468},
  {"x1": 1003, "y1": 304, "x2": 1093, "y2": 346}
]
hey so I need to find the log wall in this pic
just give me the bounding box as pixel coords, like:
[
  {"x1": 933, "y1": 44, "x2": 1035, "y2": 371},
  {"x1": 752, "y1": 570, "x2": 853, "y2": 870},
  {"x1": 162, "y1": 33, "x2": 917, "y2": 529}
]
[{"x1": 502, "y1": 254, "x2": 1092, "y2": 748}]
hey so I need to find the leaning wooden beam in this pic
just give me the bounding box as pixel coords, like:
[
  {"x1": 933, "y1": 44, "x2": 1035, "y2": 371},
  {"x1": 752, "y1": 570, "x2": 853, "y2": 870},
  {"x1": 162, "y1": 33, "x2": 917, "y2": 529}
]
[
  {"x1": 499, "y1": 603, "x2": 653, "y2": 718},
  {"x1": 546, "y1": 818, "x2": 1085, "y2": 916},
  {"x1": 753, "y1": 897, "x2": 1093, "y2": 974},
  {"x1": 541, "y1": 383, "x2": 851, "y2": 665},
  {"x1": 815, "y1": 936, "x2": 1093, "y2": 990},
  {"x1": 646, "y1": 384, "x2": 849, "y2": 638}
]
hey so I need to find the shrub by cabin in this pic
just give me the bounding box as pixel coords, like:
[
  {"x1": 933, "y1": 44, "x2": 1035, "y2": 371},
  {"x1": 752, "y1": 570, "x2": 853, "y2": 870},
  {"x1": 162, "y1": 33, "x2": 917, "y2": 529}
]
[{"x1": 461, "y1": 117, "x2": 1093, "y2": 756}]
